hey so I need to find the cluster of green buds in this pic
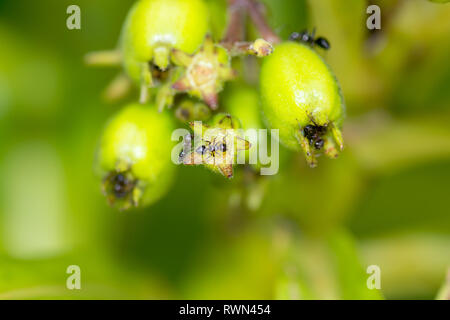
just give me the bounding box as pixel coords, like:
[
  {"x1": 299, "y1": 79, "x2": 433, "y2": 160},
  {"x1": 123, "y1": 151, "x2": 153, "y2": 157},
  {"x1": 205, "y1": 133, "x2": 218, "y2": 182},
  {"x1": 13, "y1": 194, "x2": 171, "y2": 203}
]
[{"x1": 88, "y1": 0, "x2": 346, "y2": 210}]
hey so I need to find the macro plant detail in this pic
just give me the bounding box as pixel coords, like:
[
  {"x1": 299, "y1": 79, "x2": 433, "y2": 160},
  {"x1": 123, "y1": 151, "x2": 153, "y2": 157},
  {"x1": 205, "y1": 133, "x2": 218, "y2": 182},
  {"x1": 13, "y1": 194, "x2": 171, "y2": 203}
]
[
  {"x1": 171, "y1": 35, "x2": 237, "y2": 110},
  {"x1": 180, "y1": 114, "x2": 251, "y2": 179},
  {"x1": 260, "y1": 41, "x2": 345, "y2": 167},
  {"x1": 97, "y1": 103, "x2": 176, "y2": 210},
  {"x1": 1, "y1": 0, "x2": 450, "y2": 303},
  {"x1": 121, "y1": 0, "x2": 209, "y2": 92},
  {"x1": 85, "y1": 0, "x2": 209, "y2": 105},
  {"x1": 86, "y1": 0, "x2": 347, "y2": 208},
  {"x1": 175, "y1": 98, "x2": 212, "y2": 123}
]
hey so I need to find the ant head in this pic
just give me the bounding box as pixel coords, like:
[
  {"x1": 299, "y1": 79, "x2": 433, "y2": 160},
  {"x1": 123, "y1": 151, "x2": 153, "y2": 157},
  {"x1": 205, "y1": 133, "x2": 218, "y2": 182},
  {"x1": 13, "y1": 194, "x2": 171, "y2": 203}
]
[{"x1": 303, "y1": 125, "x2": 316, "y2": 138}]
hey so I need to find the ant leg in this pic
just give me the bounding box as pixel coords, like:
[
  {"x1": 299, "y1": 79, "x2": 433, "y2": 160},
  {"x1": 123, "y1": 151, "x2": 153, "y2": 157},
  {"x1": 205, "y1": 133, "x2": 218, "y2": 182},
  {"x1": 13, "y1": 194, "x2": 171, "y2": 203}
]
[
  {"x1": 308, "y1": 28, "x2": 317, "y2": 46},
  {"x1": 217, "y1": 114, "x2": 236, "y2": 129},
  {"x1": 306, "y1": 112, "x2": 320, "y2": 127},
  {"x1": 295, "y1": 129, "x2": 317, "y2": 168}
]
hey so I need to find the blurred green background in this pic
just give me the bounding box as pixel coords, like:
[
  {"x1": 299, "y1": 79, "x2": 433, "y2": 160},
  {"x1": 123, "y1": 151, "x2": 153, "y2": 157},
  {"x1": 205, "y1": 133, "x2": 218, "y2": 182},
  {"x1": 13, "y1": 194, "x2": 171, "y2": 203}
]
[{"x1": 0, "y1": 0, "x2": 449, "y2": 300}]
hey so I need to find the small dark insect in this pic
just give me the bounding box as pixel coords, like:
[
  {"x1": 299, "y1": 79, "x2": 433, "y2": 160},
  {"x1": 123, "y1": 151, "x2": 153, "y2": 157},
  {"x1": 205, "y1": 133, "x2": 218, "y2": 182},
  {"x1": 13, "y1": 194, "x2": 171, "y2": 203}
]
[
  {"x1": 113, "y1": 173, "x2": 131, "y2": 198},
  {"x1": 289, "y1": 28, "x2": 330, "y2": 50},
  {"x1": 218, "y1": 143, "x2": 227, "y2": 152},
  {"x1": 303, "y1": 125, "x2": 326, "y2": 151},
  {"x1": 196, "y1": 145, "x2": 208, "y2": 155},
  {"x1": 303, "y1": 125, "x2": 316, "y2": 139}
]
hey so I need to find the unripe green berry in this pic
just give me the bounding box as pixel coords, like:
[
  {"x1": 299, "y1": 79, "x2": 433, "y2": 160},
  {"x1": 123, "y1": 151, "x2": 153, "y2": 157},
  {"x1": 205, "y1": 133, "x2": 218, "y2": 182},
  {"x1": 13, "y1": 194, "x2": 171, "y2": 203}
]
[
  {"x1": 260, "y1": 42, "x2": 345, "y2": 167},
  {"x1": 121, "y1": 0, "x2": 209, "y2": 83},
  {"x1": 98, "y1": 103, "x2": 176, "y2": 210},
  {"x1": 175, "y1": 98, "x2": 211, "y2": 123}
]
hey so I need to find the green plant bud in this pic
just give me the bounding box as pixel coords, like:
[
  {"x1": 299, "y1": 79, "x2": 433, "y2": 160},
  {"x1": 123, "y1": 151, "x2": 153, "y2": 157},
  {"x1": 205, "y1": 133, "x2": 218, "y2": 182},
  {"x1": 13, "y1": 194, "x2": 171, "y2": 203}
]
[
  {"x1": 172, "y1": 35, "x2": 237, "y2": 109},
  {"x1": 260, "y1": 41, "x2": 345, "y2": 167},
  {"x1": 249, "y1": 39, "x2": 275, "y2": 58},
  {"x1": 121, "y1": 0, "x2": 210, "y2": 84},
  {"x1": 181, "y1": 113, "x2": 250, "y2": 179},
  {"x1": 98, "y1": 104, "x2": 176, "y2": 210},
  {"x1": 175, "y1": 98, "x2": 211, "y2": 123}
]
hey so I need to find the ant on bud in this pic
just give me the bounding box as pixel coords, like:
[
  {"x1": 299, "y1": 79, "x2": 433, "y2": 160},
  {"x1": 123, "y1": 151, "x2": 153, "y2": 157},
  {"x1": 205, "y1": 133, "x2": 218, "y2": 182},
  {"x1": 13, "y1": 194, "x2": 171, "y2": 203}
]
[
  {"x1": 303, "y1": 125, "x2": 327, "y2": 151},
  {"x1": 289, "y1": 28, "x2": 330, "y2": 50}
]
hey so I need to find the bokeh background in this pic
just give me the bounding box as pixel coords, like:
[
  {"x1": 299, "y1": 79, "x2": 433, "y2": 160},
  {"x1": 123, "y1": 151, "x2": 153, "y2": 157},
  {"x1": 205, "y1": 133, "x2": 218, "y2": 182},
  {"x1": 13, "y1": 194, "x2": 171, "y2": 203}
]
[{"x1": 0, "y1": 0, "x2": 449, "y2": 299}]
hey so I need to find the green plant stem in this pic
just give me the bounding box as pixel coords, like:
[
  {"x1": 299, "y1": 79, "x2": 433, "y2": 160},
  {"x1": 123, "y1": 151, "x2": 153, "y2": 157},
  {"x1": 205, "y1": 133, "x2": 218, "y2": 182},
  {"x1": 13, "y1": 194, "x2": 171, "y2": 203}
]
[{"x1": 221, "y1": 0, "x2": 280, "y2": 52}]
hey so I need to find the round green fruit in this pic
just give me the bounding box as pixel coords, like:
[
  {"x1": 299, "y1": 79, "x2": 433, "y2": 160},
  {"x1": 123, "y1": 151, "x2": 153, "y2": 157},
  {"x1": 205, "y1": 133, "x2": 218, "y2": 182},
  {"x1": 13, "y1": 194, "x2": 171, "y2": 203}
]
[
  {"x1": 175, "y1": 98, "x2": 211, "y2": 123},
  {"x1": 98, "y1": 103, "x2": 176, "y2": 210},
  {"x1": 120, "y1": 0, "x2": 209, "y2": 83},
  {"x1": 260, "y1": 41, "x2": 345, "y2": 167}
]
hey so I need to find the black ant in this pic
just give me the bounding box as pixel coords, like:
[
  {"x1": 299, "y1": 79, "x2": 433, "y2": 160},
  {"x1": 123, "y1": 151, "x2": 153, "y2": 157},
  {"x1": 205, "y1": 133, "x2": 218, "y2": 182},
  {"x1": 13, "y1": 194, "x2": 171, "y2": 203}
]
[
  {"x1": 303, "y1": 125, "x2": 327, "y2": 150},
  {"x1": 289, "y1": 28, "x2": 330, "y2": 50},
  {"x1": 103, "y1": 171, "x2": 137, "y2": 202}
]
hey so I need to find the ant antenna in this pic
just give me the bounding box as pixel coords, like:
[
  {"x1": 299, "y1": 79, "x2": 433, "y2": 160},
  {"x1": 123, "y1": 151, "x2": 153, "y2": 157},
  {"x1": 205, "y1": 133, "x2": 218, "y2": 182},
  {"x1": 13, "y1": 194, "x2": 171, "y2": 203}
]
[
  {"x1": 306, "y1": 112, "x2": 319, "y2": 126},
  {"x1": 310, "y1": 27, "x2": 316, "y2": 41}
]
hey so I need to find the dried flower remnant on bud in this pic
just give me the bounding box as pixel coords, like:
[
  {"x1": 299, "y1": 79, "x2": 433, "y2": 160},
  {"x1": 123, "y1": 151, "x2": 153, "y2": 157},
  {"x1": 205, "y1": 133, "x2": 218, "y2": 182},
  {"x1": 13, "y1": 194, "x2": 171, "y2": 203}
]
[
  {"x1": 172, "y1": 35, "x2": 237, "y2": 109},
  {"x1": 180, "y1": 114, "x2": 251, "y2": 178}
]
